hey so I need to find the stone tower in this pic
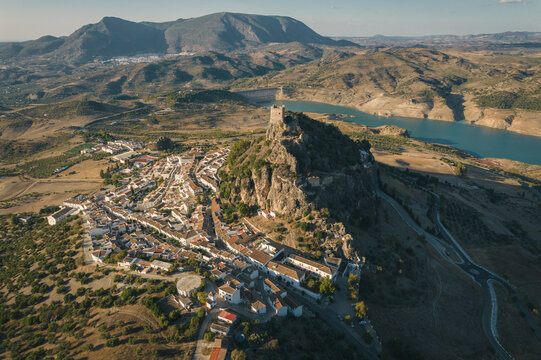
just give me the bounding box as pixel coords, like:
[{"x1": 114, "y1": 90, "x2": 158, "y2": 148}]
[{"x1": 269, "y1": 104, "x2": 285, "y2": 125}]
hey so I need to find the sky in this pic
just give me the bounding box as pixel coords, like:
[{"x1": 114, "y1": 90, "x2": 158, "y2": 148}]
[{"x1": 0, "y1": 0, "x2": 539, "y2": 41}]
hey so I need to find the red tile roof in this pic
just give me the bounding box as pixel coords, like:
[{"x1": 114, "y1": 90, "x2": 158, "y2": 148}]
[{"x1": 218, "y1": 310, "x2": 237, "y2": 323}]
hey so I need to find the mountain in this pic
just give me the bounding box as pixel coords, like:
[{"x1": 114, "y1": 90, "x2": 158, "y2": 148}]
[
  {"x1": 0, "y1": 13, "x2": 355, "y2": 63},
  {"x1": 56, "y1": 17, "x2": 168, "y2": 61},
  {"x1": 336, "y1": 31, "x2": 541, "y2": 49},
  {"x1": 159, "y1": 12, "x2": 352, "y2": 53}
]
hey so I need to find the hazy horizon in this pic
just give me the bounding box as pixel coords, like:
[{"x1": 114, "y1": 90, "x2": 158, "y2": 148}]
[{"x1": 0, "y1": 0, "x2": 540, "y2": 42}]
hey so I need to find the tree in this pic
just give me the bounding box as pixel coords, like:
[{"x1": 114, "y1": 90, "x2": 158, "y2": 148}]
[
  {"x1": 196, "y1": 291, "x2": 208, "y2": 304},
  {"x1": 454, "y1": 162, "x2": 467, "y2": 177},
  {"x1": 231, "y1": 349, "x2": 247, "y2": 360},
  {"x1": 355, "y1": 301, "x2": 368, "y2": 320},
  {"x1": 319, "y1": 277, "x2": 336, "y2": 296},
  {"x1": 237, "y1": 202, "x2": 251, "y2": 218},
  {"x1": 156, "y1": 137, "x2": 174, "y2": 151},
  {"x1": 204, "y1": 330, "x2": 214, "y2": 343},
  {"x1": 348, "y1": 274, "x2": 358, "y2": 300}
]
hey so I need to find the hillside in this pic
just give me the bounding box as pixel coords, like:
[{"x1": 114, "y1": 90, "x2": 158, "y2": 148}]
[
  {"x1": 0, "y1": 13, "x2": 355, "y2": 63},
  {"x1": 338, "y1": 31, "x2": 541, "y2": 49},
  {"x1": 0, "y1": 43, "x2": 332, "y2": 106},
  {"x1": 232, "y1": 48, "x2": 541, "y2": 136},
  {"x1": 219, "y1": 106, "x2": 377, "y2": 225}
]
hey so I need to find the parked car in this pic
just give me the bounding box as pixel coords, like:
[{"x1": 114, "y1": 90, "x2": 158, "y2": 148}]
[{"x1": 337, "y1": 314, "x2": 343, "y2": 321}]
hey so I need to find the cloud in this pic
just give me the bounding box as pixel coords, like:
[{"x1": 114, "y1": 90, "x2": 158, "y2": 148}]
[{"x1": 499, "y1": 0, "x2": 523, "y2": 3}]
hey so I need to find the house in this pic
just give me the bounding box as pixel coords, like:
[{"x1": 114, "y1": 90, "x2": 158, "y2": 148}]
[
  {"x1": 118, "y1": 256, "x2": 136, "y2": 268},
  {"x1": 211, "y1": 268, "x2": 227, "y2": 280},
  {"x1": 218, "y1": 310, "x2": 237, "y2": 324},
  {"x1": 218, "y1": 284, "x2": 241, "y2": 304},
  {"x1": 258, "y1": 209, "x2": 276, "y2": 219},
  {"x1": 287, "y1": 254, "x2": 337, "y2": 280},
  {"x1": 63, "y1": 196, "x2": 87, "y2": 211},
  {"x1": 263, "y1": 278, "x2": 286, "y2": 298},
  {"x1": 177, "y1": 296, "x2": 193, "y2": 310},
  {"x1": 151, "y1": 260, "x2": 172, "y2": 272},
  {"x1": 90, "y1": 249, "x2": 111, "y2": 263},
  {"x1": 284, "y1": 296, "x2": 303, "y2": 317},
  {"x1": 48, "y1": 207, "x2": 76, "y2": 225},
  {"x1": 244, "y1": 248, "x2": 272, "y2": 271},
  {"x1": 324, "y1": 255, "x2": 343, "y2": 270},
  {"x1": 206, "y1": 292, "x2": 216, "y2": 310},
  {"x1": 210, "y1": 322, "x2": 230, "y2": 336},
  {"x1": 250, "y1": 299, "x2": 267, "y2": 314},
  {"x1": 16, "y1": 214, "x2": 32, "y2": 223},
  {"x1": 112, "y1": 150, "x2": 138, "y2": 164},
  {"x1": 243, "y1": 266, "x2": 259, "y2": 280},
  {"x1": 232, "y1": 259, "x2": 248, "y2": 270},
  {"x1": 269, "y1": 294, "x2": 288, "y2": 317},
  {"x1": 266, "y1": 260, "x2": 305, "y2": 286}
]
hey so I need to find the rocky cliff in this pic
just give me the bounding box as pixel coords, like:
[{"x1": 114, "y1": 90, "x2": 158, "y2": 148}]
[{"x1": 219, "y1": 106, "x2": 378, "y2": 224}]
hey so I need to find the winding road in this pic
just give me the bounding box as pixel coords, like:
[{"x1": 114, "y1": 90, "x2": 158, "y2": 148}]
[{"x1": 378, "y1": 184, "x2": 541, "y2": 360}]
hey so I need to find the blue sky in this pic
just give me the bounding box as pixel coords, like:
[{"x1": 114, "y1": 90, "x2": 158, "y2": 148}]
[{"x1": 0, "y1": 0, "x2": 539, "y2": 41}]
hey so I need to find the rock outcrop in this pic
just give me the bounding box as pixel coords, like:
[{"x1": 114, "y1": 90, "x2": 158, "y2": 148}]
[{"x1": 221, "y1": 105, "x2": 378, "y2": 223}]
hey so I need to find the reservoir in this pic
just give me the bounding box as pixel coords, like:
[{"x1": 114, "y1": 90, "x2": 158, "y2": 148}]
[{"x1": 264, "y1": 100, "x2": 541, "y2": 166}]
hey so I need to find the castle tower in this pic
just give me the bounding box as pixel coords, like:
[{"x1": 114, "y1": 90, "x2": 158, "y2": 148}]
[{"x1": 270, "y1": 104, "x2": 285, "y2": 125}]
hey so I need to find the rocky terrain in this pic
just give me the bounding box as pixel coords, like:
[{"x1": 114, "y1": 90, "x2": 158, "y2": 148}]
[{"x1": 219, "y1": 106, "x2": 377, "y2": 235}]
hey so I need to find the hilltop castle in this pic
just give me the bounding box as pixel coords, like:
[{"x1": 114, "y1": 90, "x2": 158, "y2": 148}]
[{"x1": 270, "y1": 104, "x2": 285, "y2": 125}]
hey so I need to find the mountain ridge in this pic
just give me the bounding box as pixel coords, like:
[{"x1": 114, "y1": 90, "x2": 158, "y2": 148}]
[{"x1": 0, "y1": 12, "x2": 356, "y2": 63}]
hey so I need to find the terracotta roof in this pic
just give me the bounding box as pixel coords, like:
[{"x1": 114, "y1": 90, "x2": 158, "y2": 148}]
[
  {"x1": 218, "y1": 284, "x2": 236, "y2": 295},
  {"x1": 251, "y1": 300, "x2": 266, "y2": 310},
  {"x1": 267, "y1": 260, "x2": 303, "y2": 281},
  {"x1": 271, "y1": 294, "x2": 285, "y2": 310},
  {"x1": 210, "y1": 348, "x2": 227, "y2": 360},
  {"x1": 218, "y1": 310, "x2": 237, "y2": 323},
  {"x1": 264, "y1": 278, "x2": 282, "y2": 293},
  {"x1": 247, "y1": 249, "x2": 271, "y2": 265}
]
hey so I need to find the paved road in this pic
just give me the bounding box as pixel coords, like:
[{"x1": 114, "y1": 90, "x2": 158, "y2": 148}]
[
  {"x1": 280, "y1": 281, "x2": 380, "y2": 360},
  {"x1": 380, "y1": 187, "x2": 519, "y2": 360},
  {"x1": 377, "y1": 190, "x2": 457, "y2": 263},
  {"x1": 193, "y1": 307, "x2": 219, "y2": 360},
  {"x1": 431, "y1": 193, "x2": 541, "y2": 357}
]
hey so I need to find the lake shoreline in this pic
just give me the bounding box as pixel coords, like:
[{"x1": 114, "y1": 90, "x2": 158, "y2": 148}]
[{"x1": 261, "y1": 100, "x2": 541, "y2": 166}]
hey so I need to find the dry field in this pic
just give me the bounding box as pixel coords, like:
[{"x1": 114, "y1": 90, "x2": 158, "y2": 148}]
[{"x1": 0, "y1": 158, "x2": 107, "y2": 215}]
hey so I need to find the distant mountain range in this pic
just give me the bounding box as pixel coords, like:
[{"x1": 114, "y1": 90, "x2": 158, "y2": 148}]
[
  {"x1": 336, "y1": 31, "x2": 541, "y2": 48},
  {"x1": 0, "y1": 13, "x2": 355, "y2": 63}
]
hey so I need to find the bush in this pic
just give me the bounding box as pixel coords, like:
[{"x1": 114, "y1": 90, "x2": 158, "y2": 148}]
[
  {"x1": 106, "y1": 336, "x2": 119, "y2": 347},
  {"x1": 231, "y1": 349, "x2": 247, "y2": 360},
  {"x1": 354, "y1": 301, "x2": 368, "y2": 320}
]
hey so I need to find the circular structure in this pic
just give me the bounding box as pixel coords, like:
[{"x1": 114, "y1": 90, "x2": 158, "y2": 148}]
[{"x1": 176, "y1": 273, "x2": 203, "y2": 297}]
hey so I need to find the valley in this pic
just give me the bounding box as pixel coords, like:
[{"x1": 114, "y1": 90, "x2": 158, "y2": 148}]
[{"x1": 0, "y1": 9, "x2": 540, "y2": 360}]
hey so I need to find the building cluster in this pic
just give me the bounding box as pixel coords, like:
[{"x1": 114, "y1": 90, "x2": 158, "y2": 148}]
[
  {"x1": 81, "y1": 139, "x2": 144, "y2": 155},
  {"x1": 207, "y1": 197, "x2": 340, "y2": 317},
  {"x1": 50, "y1": 141, "x2": 351, "y2": 324}
]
